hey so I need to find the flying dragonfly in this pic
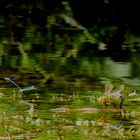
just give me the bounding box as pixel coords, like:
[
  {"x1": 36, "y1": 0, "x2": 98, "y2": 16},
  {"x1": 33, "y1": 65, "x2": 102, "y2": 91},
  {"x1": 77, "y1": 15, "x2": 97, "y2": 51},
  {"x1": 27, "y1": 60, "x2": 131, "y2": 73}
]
[
  {"x1": 98, "y1": 82, "x2": 124, "y2": 110},
  {"x1": 4, "y1": 76, "x2": 37, "y2": 92}
]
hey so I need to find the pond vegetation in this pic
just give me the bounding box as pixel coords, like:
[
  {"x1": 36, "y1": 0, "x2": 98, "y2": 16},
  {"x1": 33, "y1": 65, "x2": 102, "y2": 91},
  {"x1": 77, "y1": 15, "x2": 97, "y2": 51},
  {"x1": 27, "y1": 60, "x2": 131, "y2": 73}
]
[
  {"x1": 0, "y1": 78, "x2": 140, "y2": 139},
  {"x1": 1, "y1": 1, "x2": 140, "y2": 139}
]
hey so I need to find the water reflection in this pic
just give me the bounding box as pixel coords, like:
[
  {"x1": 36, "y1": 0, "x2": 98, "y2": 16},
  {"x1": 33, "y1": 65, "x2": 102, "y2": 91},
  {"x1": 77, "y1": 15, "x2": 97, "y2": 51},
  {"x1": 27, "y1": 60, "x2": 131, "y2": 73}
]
[
  {"x1": 103, "y1": 57, "x2": 132, "y2": 78},
  {"x1": 0, "y1": 53, "x2": 139, "y2": 80}
]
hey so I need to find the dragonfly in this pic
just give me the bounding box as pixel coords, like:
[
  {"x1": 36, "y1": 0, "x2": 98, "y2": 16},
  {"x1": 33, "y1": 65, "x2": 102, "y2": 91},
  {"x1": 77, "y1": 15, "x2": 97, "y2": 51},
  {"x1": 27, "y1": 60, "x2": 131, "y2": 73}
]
[
  {"x1": 98, "y1": 82, "x2": 124, "y2": 110},
  {"x1": 4, "y1": 76, "x2": 37, "y2": 92}
]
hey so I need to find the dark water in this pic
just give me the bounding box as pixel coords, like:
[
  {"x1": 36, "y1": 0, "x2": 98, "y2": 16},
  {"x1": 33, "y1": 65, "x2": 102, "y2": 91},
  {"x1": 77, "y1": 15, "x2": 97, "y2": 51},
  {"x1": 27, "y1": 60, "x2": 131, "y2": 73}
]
[{"x1": 1, "y1": 53, "x2": 140, "y2": 86}]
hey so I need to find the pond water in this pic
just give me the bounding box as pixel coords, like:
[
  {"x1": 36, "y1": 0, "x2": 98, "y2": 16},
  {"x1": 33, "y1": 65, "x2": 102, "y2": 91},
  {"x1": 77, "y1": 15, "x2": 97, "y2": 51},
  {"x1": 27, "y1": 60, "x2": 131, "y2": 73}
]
[
  {"x1": 0, "y1": 15, "x2": 140, "y2": 139},
  {"x1": 0, "y1": 52, "x2": 140, "y2": 139}
]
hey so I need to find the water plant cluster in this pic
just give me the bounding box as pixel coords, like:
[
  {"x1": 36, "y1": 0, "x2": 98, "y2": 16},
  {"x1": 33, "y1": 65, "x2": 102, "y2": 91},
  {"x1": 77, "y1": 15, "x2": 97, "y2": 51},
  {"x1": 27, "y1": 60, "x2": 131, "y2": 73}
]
[{"x1": 0, "y1": 77, "x2": 140, "y2": 139}]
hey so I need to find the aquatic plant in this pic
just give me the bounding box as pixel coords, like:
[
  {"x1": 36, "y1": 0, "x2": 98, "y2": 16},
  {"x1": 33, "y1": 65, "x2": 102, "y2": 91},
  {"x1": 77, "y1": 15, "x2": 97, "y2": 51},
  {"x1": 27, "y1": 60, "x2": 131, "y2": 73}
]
[{"x1": 1, "y1": 78, "x2": 140, "y2": 139}]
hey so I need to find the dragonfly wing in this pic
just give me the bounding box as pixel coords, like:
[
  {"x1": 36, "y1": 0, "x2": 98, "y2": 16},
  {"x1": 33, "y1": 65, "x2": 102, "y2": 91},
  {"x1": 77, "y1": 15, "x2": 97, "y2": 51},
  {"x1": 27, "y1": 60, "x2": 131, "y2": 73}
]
[
  {"x1": 110, "y1": 85, "x2": 124, "y2": 97},
  {"x1": 20, "y1": 86, "x2": 37, "y2": 92},
  {"x1": 104, "y1": 82, "x2": 113, "y2": 95}
]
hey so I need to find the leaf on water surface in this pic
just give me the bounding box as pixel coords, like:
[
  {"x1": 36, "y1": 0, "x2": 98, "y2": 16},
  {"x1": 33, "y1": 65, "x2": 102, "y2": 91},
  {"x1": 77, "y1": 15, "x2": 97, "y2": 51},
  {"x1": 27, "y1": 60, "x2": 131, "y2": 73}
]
[
  {"x1": 74, "y1": 108, "x2": 99, "y2": 113},
  {"x1": 49, "y1": 107, "x2": 70, "y2": 113}
]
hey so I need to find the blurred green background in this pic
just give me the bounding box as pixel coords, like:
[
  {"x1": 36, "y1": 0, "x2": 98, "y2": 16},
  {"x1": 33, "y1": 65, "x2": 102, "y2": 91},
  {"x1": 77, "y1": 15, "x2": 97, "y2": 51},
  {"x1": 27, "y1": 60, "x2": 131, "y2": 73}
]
[{"x1": 0, "y1": 0, "x2": 140, "y2": 90}]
